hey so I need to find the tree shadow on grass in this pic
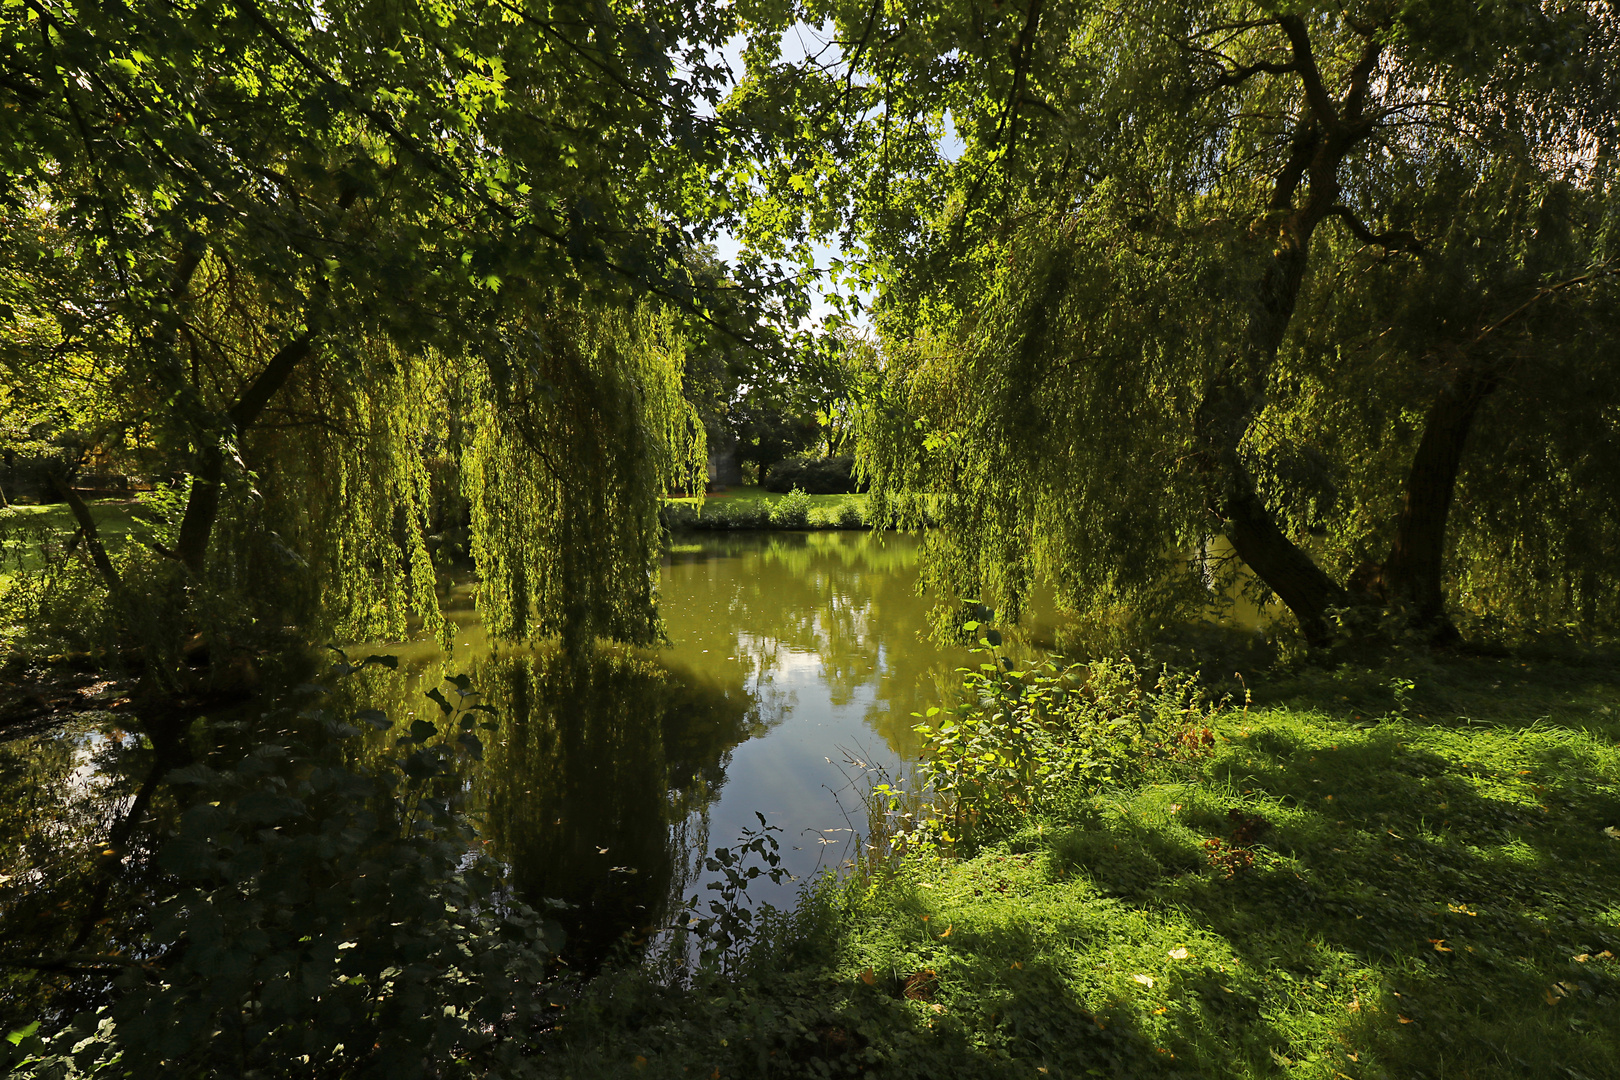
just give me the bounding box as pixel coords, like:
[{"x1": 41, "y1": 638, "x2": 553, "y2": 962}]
[{"x1": 1045, "y1": 715, "x2": 1620, "y2": 1079}]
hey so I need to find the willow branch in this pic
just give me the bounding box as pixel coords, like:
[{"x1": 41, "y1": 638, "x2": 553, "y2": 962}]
[{"x1": 1326, "y1": 205, "x2": 1423, "y2": 254}]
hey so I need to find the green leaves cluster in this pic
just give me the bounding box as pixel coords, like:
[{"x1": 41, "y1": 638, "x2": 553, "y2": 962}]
[{"x1": 910, "y1": 652, "x2": 1219, "y2": 850}]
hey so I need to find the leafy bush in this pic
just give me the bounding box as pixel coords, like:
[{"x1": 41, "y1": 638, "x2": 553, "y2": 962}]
[
  {"x1": 4, "y1": 668, "x2": 563, "y2": 1079},
  {"x1": 903, "y1": 649, "x2": 1220, "y2": 849},
  {"x1": 834, "y1": 501, "x2": 864, "y2": 529},
  {"x1": 767, "y1": 488, "x2": 813, "y2": 529},
  {"x1": 761, "y1": 455, "x2": 864, "y2": 494}
]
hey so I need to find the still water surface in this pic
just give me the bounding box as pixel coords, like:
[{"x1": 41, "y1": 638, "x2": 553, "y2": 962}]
[
  {"x1": 0, "y1": 531, "x2": 1073, "y2": 978},
  {"x1": 368, "y1": 530, "x2": 990, "y2": 956}
]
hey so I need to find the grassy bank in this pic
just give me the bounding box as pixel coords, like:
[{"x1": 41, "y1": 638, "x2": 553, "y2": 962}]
[{"x1": 541, "y1": 653, "x2": 1620, "y2": 1079}]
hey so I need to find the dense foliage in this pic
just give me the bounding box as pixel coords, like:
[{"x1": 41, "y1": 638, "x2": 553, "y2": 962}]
[
  {"x1": 0, "y1": 0, "x2": 787, "y2": 671},
  {"x1": 738, "y1": 0, "x2": 1620, "y2": 647}
]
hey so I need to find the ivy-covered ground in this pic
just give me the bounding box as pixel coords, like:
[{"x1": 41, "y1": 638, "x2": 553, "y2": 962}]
[{"x1": 543, "y1": 653, "x2": 1620, "y2": 1080}]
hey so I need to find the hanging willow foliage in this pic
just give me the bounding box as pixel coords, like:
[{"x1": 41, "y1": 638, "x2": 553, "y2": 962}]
[
  {"x1": 156, "y1": 257, "x2": 703, "y2": 653},
  {"x1": 463, "y1": 304, "x2": 706, "y2": 648},
  {"x1": 858, "y1": 207, "x2": 1241, "y2": 641}
]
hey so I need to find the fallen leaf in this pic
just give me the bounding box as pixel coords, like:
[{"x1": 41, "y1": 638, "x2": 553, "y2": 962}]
[
  {"x1": 1546, "y1": 987, "x2": 1563, "y2": 1005},
  {"x1": 633, "y1": 1056, "x2": 647, "y2": 1070},
  {"x1": 1430, "y1": 939, "x2": 1452, "y2": 953},
  {"x1": 1397, "y1": 1015, "x2": 1413, "y2": 1024},
  {"x1": 860, "y1": 967, "x2": 875, "y2": 985},
  {"x1": 1134, "y1": 974, "x2": 1155, "y2": 988},
  {"x1": 1604, "y1": 826, "x2": 1620, "y2": 840},
  {"x1": 938, "y1": 924, "x2": 953, "y2": 938},
  {"x1": 1168, "y1": 947, "x2": 1189, "y2": 960},
  {"x1": 1573, "y1": 954, "x2": 1590, "y2": 963},
  {"x1": 1010, "y1": 961, "x2": 1023, "y2": 970}
]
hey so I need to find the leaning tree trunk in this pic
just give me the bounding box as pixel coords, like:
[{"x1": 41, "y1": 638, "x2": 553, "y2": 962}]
[
  {"x1": 175, "y1": 331, "x2": 315, "y2": 574},
  {"x1": 1370, "y1": 365, "x2": 1497, "y2": 642}
]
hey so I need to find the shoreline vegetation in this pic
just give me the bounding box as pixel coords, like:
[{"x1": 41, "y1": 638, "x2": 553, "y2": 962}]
[{"x1": 660, "y1": 486, "x2": 887, "y2": 532}]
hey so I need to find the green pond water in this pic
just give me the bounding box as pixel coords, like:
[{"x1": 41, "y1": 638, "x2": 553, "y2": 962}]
[
  {"x1": 358, "y1": 530, "x2": 990, "y2": 956},
  {"x1": 0, "y1": 532, "x2": 1004, "y2": 982},
  {"x1": 0, "y1": 530, "x2": 1272, "y2": 988}
]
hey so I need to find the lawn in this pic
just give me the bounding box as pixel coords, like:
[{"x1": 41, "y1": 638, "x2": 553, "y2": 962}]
[{"x1": 0, "y1": 500, "x2": 147, "y2": 582}]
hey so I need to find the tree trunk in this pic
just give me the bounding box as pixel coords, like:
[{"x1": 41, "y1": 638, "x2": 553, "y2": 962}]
[
  {"x1": 50, "y1": 472, "x2": 123, "y2": 595},
  {"x1": 1193, "y1": 180, "x2": 1348, "y2": 644},
  {"x1": 1369, "y1": 365, "x2": 1496, "y2": 641},
  {"x1": 1223, "y1": 478, "x2": 1348, "y2": 646},
  {"x1": 174, "y1": 331, "x2": 315, "y2": 575}
]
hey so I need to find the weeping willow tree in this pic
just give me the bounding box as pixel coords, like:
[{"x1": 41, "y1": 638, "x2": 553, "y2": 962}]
[
  {"x1": 3, "y1": 0, "x2": 756, "y2": 674},
  {"x1": 738, "y1": 0, "x2": 1620, "y2": 647},
  {"x1": 463, "y1": 306, "x2": 705, "y2": 647},
  {"x1": 180, "y1": 262, "x2": 708, "y2": 649}
]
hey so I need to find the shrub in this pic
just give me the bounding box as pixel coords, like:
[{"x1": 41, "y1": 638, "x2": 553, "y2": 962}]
[
  {"x1": 762, "y1": 455, "x2": 863, "y2": 494},
  {"x1": 834, "y1": 500, "x2": 864, "y2": 529},
  {"x1": 905, "y1": 649, "x2": 1220, "y2": 849},
  {"x1": 767, "y1": 488, "x2": 813, "y2": 529}
]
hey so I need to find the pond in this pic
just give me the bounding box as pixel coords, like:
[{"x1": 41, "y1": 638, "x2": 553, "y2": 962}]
[
  {"x1": 0, "y1": 531, "x2": 1022, "y2": 992},
  {"x1": 0, "y1": 529, "x2": 1271, "y2": 993},
  {"x1": 354, "y1": 530, "x2": 994, "y2": 959}
]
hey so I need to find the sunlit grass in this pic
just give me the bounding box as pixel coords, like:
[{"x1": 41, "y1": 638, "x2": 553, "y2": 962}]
[{"x1": 0, "y1": 500, "x2": 145, "y2": 585}]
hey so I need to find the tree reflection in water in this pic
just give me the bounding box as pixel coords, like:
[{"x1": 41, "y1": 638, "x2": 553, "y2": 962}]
[{"x1": 471, "y1": 649, "x2": 767, "y2": 964}]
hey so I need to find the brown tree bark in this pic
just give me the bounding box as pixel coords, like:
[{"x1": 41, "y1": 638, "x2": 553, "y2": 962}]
[{"x1": 1187, "y1": 19, "x2": 1386, "y2": 647}]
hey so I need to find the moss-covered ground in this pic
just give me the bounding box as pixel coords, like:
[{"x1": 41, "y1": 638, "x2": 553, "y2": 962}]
[{"x1": 542, "y1": 653, "x2": 1620, "y2": 1079}]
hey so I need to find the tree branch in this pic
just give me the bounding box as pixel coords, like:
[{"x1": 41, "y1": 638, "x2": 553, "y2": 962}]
[
  {"x1": 1276, "y1": 15, "x2": 1338, "y2": 132},
  {"x1": 1326, "y1": 205, "x2": 1423, "y2": 254}
]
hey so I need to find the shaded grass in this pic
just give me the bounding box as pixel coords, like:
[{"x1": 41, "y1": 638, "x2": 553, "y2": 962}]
[
  {"x1": 538, "y1": 655, "x2": 1620, "y2": 1078},
  {"x1": 0, "y1": 501, "x2": 146, "y2": 584}
]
